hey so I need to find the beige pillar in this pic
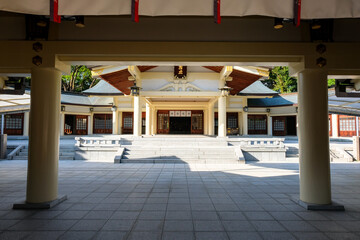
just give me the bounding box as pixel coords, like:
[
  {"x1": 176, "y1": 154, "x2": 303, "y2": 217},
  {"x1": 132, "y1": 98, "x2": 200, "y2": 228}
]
[
  {"x1": 267, "y1": 115, "x2": 272, "y2": 136},
  {"x1": 298, "y1": 69, "x2": 331, "y2": 205},
  {"x1": 118, "y1": 111, "x2": 123, "y2": 134},
  {"x1": 112, "y1": 109, "x2": 119, "y2": 135},
  {"x1": 238, "y1": 112, "x2": 242, "y2": 135},
  {"x1": 208, "y1": 103, "x2": 214, "y2": 135},
  {"x1": 151, "y1": 107, "x2": 157, "y2": 135},
  {"x1": 23, "y1": 111, "x2": 30, "y2": 137},
  {"x1": 218, "y1": 96, "x2": 227, "y2": 137},
  {"x1": 242, "y1": 111, "x2": 248, "y2": 136},
  {"x1": 133, "y1": 96, "x2": 142, "y2": 136},
  {"x1": 87, "y1": 115, "x2": 92, "y2": 135},
  {"x1": 59, "y1": 112, "x2": 64, "y2": 136},
  {"x1": 203, "y1": 109, "x2": 208, "y2": 135},
  {"x1": 27, "y1": 67, "x2": 61, "y2": 203},
  {"x1": 331, "y1": 114, "x2": 339, "y2": 137},
  {"x1": 145, "y1": 103, "x2": 151, "y2": 135}
]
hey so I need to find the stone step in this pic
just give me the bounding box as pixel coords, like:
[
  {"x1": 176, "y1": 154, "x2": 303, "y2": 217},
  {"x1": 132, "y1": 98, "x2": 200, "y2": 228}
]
[
  {"x1": 18, "y1": 152, "x2": 75, "y2": 157},
  {"x1": 121, "y1": 158, "x2": 243, "y2": 164},
  {"x1": 123, "y1": 150, "x2": 235, "y2": 155},
  {"x1": 12, "y1": 155, "x2": 74, "y2": 160},
  {"x1": 12, "y1": 156, "x2": 28, "y2": 160},
  {"x1": 130, "y1": 143, "x2": 228, "y2": 147},
  {"x1": 124, "y1": 146, "x2": 233, "y2": 151},
  {"x1": 122, "y1": 155, "x2": 236, "y2": 160}
]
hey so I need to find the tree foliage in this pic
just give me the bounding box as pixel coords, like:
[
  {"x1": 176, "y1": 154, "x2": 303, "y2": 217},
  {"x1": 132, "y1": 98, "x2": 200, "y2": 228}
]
[
  {"x1": 328, "y1": 79, "x2": 336, "y2": 88},
  {"x1": 61, "y1": 65, "x2": 99, "y2": 92},
  {"x1": 262, "y1": 66, "x2": 297, "y2": 94}
]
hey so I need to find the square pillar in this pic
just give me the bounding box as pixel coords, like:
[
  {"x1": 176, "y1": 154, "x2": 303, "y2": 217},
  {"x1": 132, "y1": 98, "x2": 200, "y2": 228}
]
[
  {"x1": 151, "y1": 108, "x2": 157, "y2": 135},
  {"x1": 298, "y1": 69, "x2": 333, "y2": 206},
  {"x1": 59, "y1": 112, "x2": 65, "y2": 136},
  {"x1": 88, "y1": 114, "x2": 93, "y2": 135},
  {"x1": 330, "y1": 114, "x2": 339, "y2": 137},
  {"x1": 203, "y1": 109, "x2": 208, "y2": 135},
  {"x1": 112, "y1": 109, "x2": 119, "y2": 135},
  {"x1": 133, "y1": 96, "x2": 142, "y2": 136},
  {"x1": 218, "y1": 96, "x2": 227, "y2": 137},
  {"x1": 119, "y1": 111, "x2": 123, "y2": 134},
  {"x1": 23, "y1": 112, "x2": 30, "y2": 137},
  {"x1": 145, "y1": 103, "x2": 151, "y2": 135},
  {"x1": 242, "y1": 111, "x2": 248, "y2": 136},
  {"x1": 1, "y1": 114, "x2": 4, "y2": 134},
  {"x1": 208, "y1": 103, "x2": 214, "y2": 135},
  {"x1": 267, "y1": 115, "x2": 272, "y2": 136}
]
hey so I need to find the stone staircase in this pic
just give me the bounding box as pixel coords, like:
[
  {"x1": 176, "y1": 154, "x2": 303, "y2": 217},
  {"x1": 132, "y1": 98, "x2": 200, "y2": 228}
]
[
  {"x1": 285, "y1": 145, "x2": 354, "y2": 162},
  {"x1": 12, "y1": 145, "x2": 75, "y2": 160},
  {"x1": 120, "y1": 137, "x2": 243, "y2": 164}
]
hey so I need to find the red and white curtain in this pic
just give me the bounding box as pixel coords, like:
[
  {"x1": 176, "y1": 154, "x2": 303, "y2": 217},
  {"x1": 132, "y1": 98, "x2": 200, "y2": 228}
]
[{"x1": 1, "y1": 0, "x2": 359, "y2": 19}]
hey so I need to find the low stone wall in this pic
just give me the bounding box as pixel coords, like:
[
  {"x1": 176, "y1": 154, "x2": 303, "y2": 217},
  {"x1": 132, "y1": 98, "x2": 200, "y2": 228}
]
[
  {"x1": 242, "y1": 148, "x2": 286, "y2": 162},
  {"x1": 230, "y1": 138, "x2": 286, "y2": 162},
  {"x1": 74, "y1": 147, "x2": 119, "y2": 161},
  {"x1": 74, "y1": 136, "x2": 122, "y2": 161}
]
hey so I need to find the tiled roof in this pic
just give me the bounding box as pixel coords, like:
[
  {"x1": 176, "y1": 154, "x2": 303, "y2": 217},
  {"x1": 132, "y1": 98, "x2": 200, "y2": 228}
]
[
  {"x1": 83, "y1": 80, "x2": 123, "y2": 96},
  {"x1": 61, "y1": 93, "x2": 113, "y2": 106},
  {"x1": 238, "y1": 81, "x2": 278, "y2": 96},
  {"x1": 248, "y1": 95, "x2": 297, "y2": 107}
]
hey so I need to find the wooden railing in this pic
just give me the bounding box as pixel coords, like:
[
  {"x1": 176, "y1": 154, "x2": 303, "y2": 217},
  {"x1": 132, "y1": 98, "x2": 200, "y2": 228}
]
[
  {"x1": 75, "y1": 136, "x2": 122, "y2": 147},
  {"x1": 238, "y1": 138, "x2": 285, "y2": 148}
]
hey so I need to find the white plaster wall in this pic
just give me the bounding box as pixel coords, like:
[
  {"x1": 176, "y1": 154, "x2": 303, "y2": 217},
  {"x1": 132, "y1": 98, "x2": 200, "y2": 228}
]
[
  {"x1": 141, "y1": 78, "x2": 170, "y2": 91},
  {"x1": 64, "y1": 105, "x2": 91, "y2": 113},
  {"x1": 191, "y1": 79, "x2": 219, "y2": 91},
  {"x1": 269, "y1": 106, "x2": 297, "y2": 115},
  {"x1": 248, "y1": 108, "x2": 267, "y2": 113},
  {"x1": 93, "y1": 107, "x2": 112, "y2": 113},
  {"x1": 116, "y1": 97, "x2": 132, "y2": 109},
  {"x1": 140, "y1": 72, "x2": 220, "y2": 91}
]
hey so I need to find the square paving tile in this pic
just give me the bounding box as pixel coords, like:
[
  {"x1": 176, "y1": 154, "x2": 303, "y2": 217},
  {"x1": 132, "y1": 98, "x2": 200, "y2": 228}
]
[
  {"x1": 162, "y1": 231, "x2": 195, "y2": 240},
  {"x1": 194, "y1": 220, "x2": 224, "y2": 231},
  {"x1": 1, "y1": 161, "x2": 360, "y2": 240},
  {"x1": 93, "y1": 231, "x2": 128, "y2": 240},
  {"x1": 133, "y1": 220, "x2": 163, "y2": 232},
  {"x1": 71, "y1": 219, "x2": 107, "y2": 231}
]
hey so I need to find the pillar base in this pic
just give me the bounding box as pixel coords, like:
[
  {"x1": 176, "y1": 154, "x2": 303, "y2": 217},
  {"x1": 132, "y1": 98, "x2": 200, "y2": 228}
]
[
  {"x1": 13, "y1": 195, "x2": 67, "y2": 210},
  {"x1": 291, "y1": 197, "x2": 344, "y2": 211}
]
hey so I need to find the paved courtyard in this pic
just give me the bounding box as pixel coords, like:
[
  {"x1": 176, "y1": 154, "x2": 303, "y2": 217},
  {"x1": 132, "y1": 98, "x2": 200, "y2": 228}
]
[{"x1": 0, "y1": 161, "x2": 360, "y2": 240}]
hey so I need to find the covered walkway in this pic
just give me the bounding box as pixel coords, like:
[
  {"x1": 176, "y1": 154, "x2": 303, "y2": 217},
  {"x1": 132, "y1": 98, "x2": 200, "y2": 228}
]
[{"x1": 0, "y1": 161, "x2": 359, "y2": 240}]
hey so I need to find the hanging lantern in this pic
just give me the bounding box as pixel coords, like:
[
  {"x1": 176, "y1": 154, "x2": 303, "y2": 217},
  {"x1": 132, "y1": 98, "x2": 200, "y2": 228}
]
[
  {"x1": 219, "y1": 85, "x2": 232, "y2": 96},
  {"x1": 129, "y1": 82, "x2": 141, "y2": 96}
]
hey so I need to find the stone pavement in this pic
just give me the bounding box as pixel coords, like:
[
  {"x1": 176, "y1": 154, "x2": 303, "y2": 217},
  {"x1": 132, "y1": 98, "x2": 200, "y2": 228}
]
[{"x1": 0, "y1": 161, "x2": 360, "y2": 240}]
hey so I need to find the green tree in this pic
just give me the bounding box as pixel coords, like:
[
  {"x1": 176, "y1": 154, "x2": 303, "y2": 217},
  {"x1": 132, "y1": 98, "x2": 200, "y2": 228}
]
[
  {"x1": 61, "y1": 65, "x2": 99, "y2": 92},
  {"x1": 328, "y1": 79, "x2": 336, "y2": 88},
  {"x1": 262, "y1": 66, "x2": 297, "y2": 94}
]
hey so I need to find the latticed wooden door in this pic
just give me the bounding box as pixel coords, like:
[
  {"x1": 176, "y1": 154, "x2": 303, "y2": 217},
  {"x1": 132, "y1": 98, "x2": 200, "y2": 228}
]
[
  {"x1": 248, "y1": 115, "x2": 267, "y2": 135},
  {"x1": 157, "y1": 110, "x2": 169, "y2": 134},
  {"x1": 191, "y1": 110, "x2": 203, "y2": 134},
  {"x1": 272, "y1": 116, "x2": 286, "y2": 136},
  {"x1": 75, "y1": 115, "x2": 88, "y2": 135},
  {"x1": 122, "y1": 112, "x2": 133, "y2": 134}
]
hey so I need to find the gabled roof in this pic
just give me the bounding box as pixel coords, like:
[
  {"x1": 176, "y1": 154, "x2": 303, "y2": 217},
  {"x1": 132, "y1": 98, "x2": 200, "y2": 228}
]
[
  {"x1": 99, "y1": 66, "x2": 156, "y2": 95},
  {"x1": 248, "y1": 94, "x2": 297, "y2": 108},
  {"x1": 83, "y1": 80, "x2": 123, "y2": 96},
  {"x1": 204, "y1": 66, "x2": 262, "y2": 95},
  {"x1": 238, "y1": 81, "x2": 278, "y2": 96},
  {"x1": 61, "y1": 92, "x2": 113, "y2": 106}
]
